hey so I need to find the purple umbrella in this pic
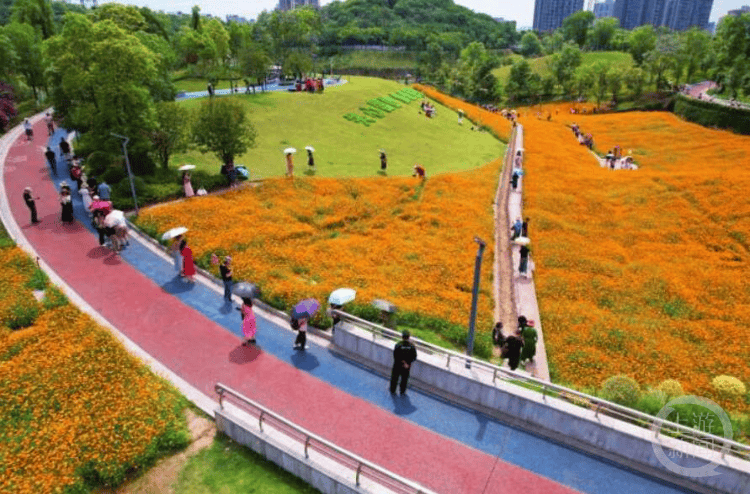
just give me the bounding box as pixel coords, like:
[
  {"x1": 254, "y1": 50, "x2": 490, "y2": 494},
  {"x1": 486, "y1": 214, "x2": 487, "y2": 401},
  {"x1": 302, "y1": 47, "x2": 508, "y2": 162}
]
[{"x1": 291, "y1": 298, "x2": 320, "y2": 319}]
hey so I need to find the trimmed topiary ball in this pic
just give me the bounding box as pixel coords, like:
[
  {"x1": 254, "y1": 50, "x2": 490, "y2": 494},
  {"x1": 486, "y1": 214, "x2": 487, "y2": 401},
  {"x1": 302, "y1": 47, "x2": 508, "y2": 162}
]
[
  {"x1": 712, "y1": 376, "x2": 746, "y2": 399},
  {"x1": 657, "y1": 379, "x2": 684, "y2": 398},
  {"x1": 600, "y1": 375, "x2": 641, "y2": 407}
]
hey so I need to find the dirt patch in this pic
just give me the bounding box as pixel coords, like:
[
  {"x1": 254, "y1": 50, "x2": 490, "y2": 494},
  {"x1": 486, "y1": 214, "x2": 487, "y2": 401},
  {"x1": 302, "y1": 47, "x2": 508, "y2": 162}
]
[{"x1": 96, "y1": 409, "x2": 215, "y2": 494}]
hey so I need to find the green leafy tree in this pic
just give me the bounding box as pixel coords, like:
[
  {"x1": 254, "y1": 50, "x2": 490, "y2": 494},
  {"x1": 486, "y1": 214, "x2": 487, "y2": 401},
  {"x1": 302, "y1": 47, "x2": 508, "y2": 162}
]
[
  {"x1": 44, "y1": 13, "x2": 159, "y2": 174},
  {"x1": 628, "y1": 24, "x2": 656, "y2": 65},
  {"x1": 11, "y1": 0, "x2": 54, "y2": 39},
  {"x1": 549, "y1": 42, "x2": 582, "y2": 97},
  {"x1": 607, "y1": 67, "x2": 623, "y2": 103},
  {"x1": 680, "y1": 27, "x2": 710, "y2": 83},
  {"x1": 3, "y1": 22, "x2": 45, "y2": 99},
  {"x1": 542, "y1": 30, "x2": 564, "y2": 55},
  {"x1": 283, "y1": 51, "x2": 312, "y2": 79},
  {"x1": 0, "y1": 33, "x2": 17, "y2": 81},
  {"x1": 592, "y1": 61, "x2": 609, "y2": 106},
  {"x1": 419, "y1": 40, "x2": 444, "y2": 74},
  {"x1": 574, "y1": 65, "x2": 594, "y2": 100},
  {"x1": 240, "y1": 43, "x2": 271, "y2": 90},
  {"x1": 203, "y1": 18, "x2": 230, "y2": 66},
  {"x1": 90, "y1": 3, "x2": 147, "y2": 33},
  {"x1": 562, "y1": 10, "x2": 594, "y2": 48},
  {"x1": 191, "y1": 5, "x2": 200, "y2": 31},
  {"x1": 151, "y1": 101, "x2": 190, "y2": 170},
  {"x1": 588, "y1": 17, "x2": 618, "y2": 51},
  {"x1": 519, "y1": 31, "x2": 543, "y2": 57},
  {"x1": 192, "y1": 98, "x2": 258, "y2": 167},
  {"x1": 623, "y1": 67, "x2": 646, "y2": 97},
  {"x1": 505, "y1": 59, "x2": 534, "y2": 103},
  {"x1": 646, "y1": 33, "x2": 679, "y2": 90}
]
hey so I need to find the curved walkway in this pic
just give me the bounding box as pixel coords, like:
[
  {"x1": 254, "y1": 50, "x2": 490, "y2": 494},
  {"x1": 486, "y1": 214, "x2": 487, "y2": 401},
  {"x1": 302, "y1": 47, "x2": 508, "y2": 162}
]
[{"x1": 0, "y1": 116, "x2": 697, "y2": 494}]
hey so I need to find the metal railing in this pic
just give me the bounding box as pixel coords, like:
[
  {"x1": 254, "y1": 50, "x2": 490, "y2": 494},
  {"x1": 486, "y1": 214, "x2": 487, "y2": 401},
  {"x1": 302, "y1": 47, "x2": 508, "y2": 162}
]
[
  {"x1": 215, "y1": 383, "x2": 436, "y2": 494},
  {"x1": 331, "y1": 311, "x2": 750, "y2": 463}
]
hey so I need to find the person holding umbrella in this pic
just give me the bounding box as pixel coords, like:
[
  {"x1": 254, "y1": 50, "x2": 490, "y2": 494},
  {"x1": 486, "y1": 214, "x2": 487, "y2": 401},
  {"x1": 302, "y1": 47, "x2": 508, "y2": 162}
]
[
  {"x1": 180, "y1": 238, "x2": 196, "y2": 283},
  {"x1": 23, "y1": 187, "x2": 40, "y2": 225},
  {"x1": 284, "y1": 148, "x2": 296, "y2": 177},
  {"x1": 379, "y1": 150, "x2": 387, "y2": 172},
  {"x1": 239, "y1": 297, "x2": 257, "y2": 346},
  {"x1": 327, "y1": 288, "x2": 356, "y2": 332},
  {"x1": 291, "y1": 298, "x2": 319, "y2": 350},
  {"x1": 306, "y1": 146, "x2": 315, "y2": 168},
  {"x1": 182, "y1": 171, "x2": 194, "y2": 198},
  {"x1": 390, "y1": 330, "x2": 417, "y2": 395}
]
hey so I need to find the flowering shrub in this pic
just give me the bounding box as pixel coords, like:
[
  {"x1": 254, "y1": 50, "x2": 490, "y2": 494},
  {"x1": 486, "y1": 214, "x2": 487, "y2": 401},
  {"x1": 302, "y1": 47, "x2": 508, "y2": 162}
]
[
  {"x1": 519, "y1": 104, "x2": 750, "y2": 411},
  {"x1": 657, "y1": 379, "x2": 684, "y2": 398},
  {"x1": 0, "y1": 245, "x2": 189, "y2": 493},
  {"x1": 600, "y1": 375, "x2": 641, "y2": 407},
  {"x1": 712, "y1": 376, "x2": 747, "y2": 399}
]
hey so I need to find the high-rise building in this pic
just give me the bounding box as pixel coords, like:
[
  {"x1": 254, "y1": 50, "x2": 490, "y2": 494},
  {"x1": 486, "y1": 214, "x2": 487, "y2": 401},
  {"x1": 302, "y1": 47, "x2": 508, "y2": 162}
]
[
  {"x1": 612, "y1": 0, "x2": 713, "y2": 30},
  {"x1": 278, "y1": 0, "x2": 319, "y2": 12},
  {"x1": 727, "y1": 5, "x2": 750, "y2": 16},
  {"x1": 593, "y1": 0, "x2": 616, "y2": 18},
  {"x1": 533, "y1": 0, "x2": 585, "y2": 31}
]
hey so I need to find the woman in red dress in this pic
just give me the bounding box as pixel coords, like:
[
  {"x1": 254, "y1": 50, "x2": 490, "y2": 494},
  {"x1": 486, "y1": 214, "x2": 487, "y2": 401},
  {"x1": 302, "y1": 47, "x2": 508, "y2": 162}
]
[{"x1": 180, "y1": 239, "x2": 196, "y2": 283}]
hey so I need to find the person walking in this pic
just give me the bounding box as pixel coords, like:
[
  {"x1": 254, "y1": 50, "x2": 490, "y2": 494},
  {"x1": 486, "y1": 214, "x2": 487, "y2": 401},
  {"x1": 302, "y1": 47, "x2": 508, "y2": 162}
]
[
  {"x1": 183, "y1": 171, "x2": 194, "y2": 198},
  {"x1": 520, "y1": 320, "x2": 538, "y2": 364},
  {"x1": 502, "y1": 329, "x2": 524, "y2": 371},
  {"x1": 519, "y1": 245, "x2": 530, "y2": 275},
  {"x1": 220, "y1": 256, "x2": 233, "y2": 302},
  {"x1": 44, "y1": 147, "x2": 57, "y2": 175},
  {"x1": 510, "y1": 170, "x2": 520, "y2": 190},
  {"x1": 170, "y1": 235, "x2": 183, "y2": 276},
  {"x1": 23, "y1": 119, "x2": 33, "y2": 141},
  {"x1": 511, "y1": 218, "x2": 522, "y2": 240},
  {"x1": 79, "y1": 184, "x2": 93, "y2": 216},
  {"x1": 59, "y1": 138, "x2": 71, "y2": 162},
  {"x1": 379, "y1": 150, "x2": 387, "y2": 171},
  {"x1": 45, "y1": 112, "x2": 54, "y2": 136},
  {"x1": 97, "y1": 180, "x2": 111, "y2": 201},
  {"x1": 285, "y1": 151, "x2": 294, "y2": 178},
  {"x1": 307, "y1": 148, "x2": 315, "y2": 168},
  {"x1": 180, "y1": 239, "x2": 196, "y2": 283},
  {"x1": 23, "y1": 187, "x2": 40, "y2": 224},
  {"x1": 521, "y1": 217, "x2": 529, "y2": 238},
  {"x1": 60, "y1": 184, "x2": 74, "y2": 223},
  {"x1": 291, "y1": 317, "x2": 308, "y2": 350},
  {"x1": 240, "y1": 297, "x2": 257, "y2": 346},
  {"x1": 492, "y1": 322, "x2": 505, "y2": 351},
  {"x1": 390, "y1": 330, "x2": 417, "y2": 395},
  {"x1": 92, "y1": 208, "x2": 107, "y2": 246}
]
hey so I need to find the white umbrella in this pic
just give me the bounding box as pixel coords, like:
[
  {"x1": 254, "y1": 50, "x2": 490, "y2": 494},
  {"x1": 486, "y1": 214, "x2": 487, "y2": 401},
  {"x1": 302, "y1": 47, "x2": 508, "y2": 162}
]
[
  {"x1": 103, "y1": 210, "x2": 126, "y2": 228},
  {"x1": 328, "y1": 288, "x2": 356, "y2": 305},
  {"x1": 513, "y1": 236, "x2": 531, "y2": 246},
  {"x1": 178, "y1": 164, "x2": 196, "y2": 171},
  {"x1": 161, "y1": 226, "x2": 188, "y2": 241},
  {"x1": 284, "y1": 147, "x2": 297, "y2": 154},
  {"x1": 305, "y1": 146, "x2": 315, "y2": 152}
]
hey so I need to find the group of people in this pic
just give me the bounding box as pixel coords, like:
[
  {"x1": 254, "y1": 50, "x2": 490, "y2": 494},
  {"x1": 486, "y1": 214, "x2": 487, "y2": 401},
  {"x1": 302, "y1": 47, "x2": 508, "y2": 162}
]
[
  {"x1": 570, "y1": 123, "x2": 594, "y2": 149},
  {"x1": 420, "y1": 100, "x2": 436, "y2": 118},
  {"x1": 492, "y1": 316, "x2": 538, "y2": 371},
  {"x1": 603, "y1": 147, "x2": 638, "y2": 171},
  {"x1": 299, "y1": 78, "x2": 325, "y2": 93}
]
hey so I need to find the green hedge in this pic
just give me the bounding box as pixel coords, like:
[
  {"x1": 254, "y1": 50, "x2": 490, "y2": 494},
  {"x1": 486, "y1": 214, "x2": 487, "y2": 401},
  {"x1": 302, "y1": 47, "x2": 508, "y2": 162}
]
[{"x1": 673, "y1": 94, "x2": 750, "y2": 135}]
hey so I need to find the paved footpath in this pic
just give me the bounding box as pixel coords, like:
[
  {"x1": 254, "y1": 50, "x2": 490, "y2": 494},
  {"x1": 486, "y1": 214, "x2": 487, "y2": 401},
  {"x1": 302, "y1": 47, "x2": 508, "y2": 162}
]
[{"x1": 1, "y1": 117, "x2": 696, "y2": 494}]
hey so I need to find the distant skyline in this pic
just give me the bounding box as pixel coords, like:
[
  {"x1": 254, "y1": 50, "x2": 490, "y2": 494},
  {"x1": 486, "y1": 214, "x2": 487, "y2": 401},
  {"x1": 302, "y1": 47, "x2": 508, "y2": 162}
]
[{"x1": 98, "y1": 0, "x2": 746, "y2": 27}]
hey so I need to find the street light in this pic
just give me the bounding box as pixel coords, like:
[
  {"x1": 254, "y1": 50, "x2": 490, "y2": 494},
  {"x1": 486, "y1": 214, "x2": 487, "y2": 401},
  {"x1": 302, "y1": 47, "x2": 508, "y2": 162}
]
[
  {"x1": 466, "y1": 236, "x2": 486, "y2": 368},
  {"x1": 111, "y1": 133, "x2": 139, "y2": 216}
]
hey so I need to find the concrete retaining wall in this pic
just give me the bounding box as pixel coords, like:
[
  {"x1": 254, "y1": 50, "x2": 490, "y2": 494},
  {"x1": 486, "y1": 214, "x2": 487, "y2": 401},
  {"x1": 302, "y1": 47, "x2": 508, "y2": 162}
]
[
  {"x1": 215, "y1": 408, "x2": 366, "y2": 494},
  {"x1": 333, "y1": 325, "x2": 750, "y2": 494}
]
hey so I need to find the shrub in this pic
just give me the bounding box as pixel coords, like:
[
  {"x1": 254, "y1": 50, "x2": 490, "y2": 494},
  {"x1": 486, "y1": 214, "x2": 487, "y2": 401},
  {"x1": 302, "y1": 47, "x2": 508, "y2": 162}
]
[
  {"x1": 636, "y1": 389, "x2": 668, "y2": 415},
  {"x1": 657, "y1": 379, "x2": 684, "y2": 398},
  {"x1": 712, "y1": 376, "x2": 747, "y2": 399},
  {"x1": 6, "y1": 298, "x2": 40, "y2": 330},
  {"x1": 600, "y1": 375, "x2": 641, "y2": 407}
]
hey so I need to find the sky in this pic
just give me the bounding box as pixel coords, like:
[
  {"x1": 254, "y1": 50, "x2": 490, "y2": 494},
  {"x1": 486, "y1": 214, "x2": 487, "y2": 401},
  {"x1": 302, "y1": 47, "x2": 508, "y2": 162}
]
[{"x1": 98, "y1": 0, "x2": 749, "y2": 28}]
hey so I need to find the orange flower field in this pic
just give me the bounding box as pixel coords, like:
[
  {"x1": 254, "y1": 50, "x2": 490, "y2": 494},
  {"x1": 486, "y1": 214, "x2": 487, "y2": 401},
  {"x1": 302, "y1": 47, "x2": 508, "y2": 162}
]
[
  {"x1": 137, "y1": 159, "x2": 506, "y2": 342},
  {"x1": 518, "y1": 104, "x2": 750, "y2": 411},
  {"x1": 0, "y1": 246, "x2": 188, "y2": 493}
]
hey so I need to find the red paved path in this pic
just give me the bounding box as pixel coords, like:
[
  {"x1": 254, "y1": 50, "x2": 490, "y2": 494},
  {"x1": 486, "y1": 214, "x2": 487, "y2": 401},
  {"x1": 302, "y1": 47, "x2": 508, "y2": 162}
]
[{"x1": 3, "y1": 119, "x2": 579, "y2": 494}]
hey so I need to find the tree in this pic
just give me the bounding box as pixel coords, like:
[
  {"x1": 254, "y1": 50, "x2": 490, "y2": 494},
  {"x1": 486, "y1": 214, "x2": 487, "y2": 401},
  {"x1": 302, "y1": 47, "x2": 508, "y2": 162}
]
[
  {"x1": 90, "y1": 3, "x2": 147, "y2": 32},
  {"x1": 191, "y1": 5, "x2": 200, "y2": 31},
  {"x1": 11, "y1": 0, "x2": 54, "y2": 39},
  {"x1": 505, "y1": 59, "x2": 534, "y2": 103},
  {"x1": 203, "y1": 18, "x2": 229, "y2": 66},
  {"x1": 0, "y1": 32, "x2": 17, "y2": 81},
  {"x1": 592, "y1": 61, "x2": 609, "y2": 106},
  {"x1": 549, "y1": 43, "x2": 582, "y2": 97},
  {"x1": 519, "y1": 31, "x2": 543, "y2": 57},
  {"x1": 680, "y1": 28, "x2": 710, "y2": 83},
  {"x1": 588, "y1": 17, "x2": 618, "y2": 51},
  {"x1": 192, "y1": 98, "x2": 257, "y2": 166},
  {"x1": 562, "y1": 10, "x2": 594, "y2": 48},
  {"x1": 574, "y1": 65, "x2": 594, "y2": 100},
  {"x1": 151, "y1": 102, "x2": 190, "y2": 170},
  {"x1": 542, "y1": 30, "x2": 564, "y2": 55},
  {"x1": 4, "y1": 22, "x2": 46, "y2": 99},
  {"x1": 240, "y1": 43, "x2": 271, "y2": 90},
  {"x1": 283, "y1": 51, "x2": 312, "y2": 79},
  {"x1": 628, "y1": 25, "x2": 656, "y2": 65},
  {"x1": 623, "y1": 67, "x2": 645, "y2": 97},
  {"x1": 607, "y1": 67, "x2": 623, "y2": 103},
  {"x1": 646, "y1": 33, "x2": 679, "y2": 90}
]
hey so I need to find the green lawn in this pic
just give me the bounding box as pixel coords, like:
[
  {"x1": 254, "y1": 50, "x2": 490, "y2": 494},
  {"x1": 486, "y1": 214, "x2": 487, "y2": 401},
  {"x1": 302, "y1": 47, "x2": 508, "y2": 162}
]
[
  {"x1": 173, "y1": 433, "x2": 321, "y2": 494},
  {"x1": 173, "y1": 76, "x2": 503, "y2": 179},
  {"x1": 493, "y1": 51, "x2": 634, "y2": 83},
  {"x1": 332, "y1": 50, "x2": 418, "y2": 70}
]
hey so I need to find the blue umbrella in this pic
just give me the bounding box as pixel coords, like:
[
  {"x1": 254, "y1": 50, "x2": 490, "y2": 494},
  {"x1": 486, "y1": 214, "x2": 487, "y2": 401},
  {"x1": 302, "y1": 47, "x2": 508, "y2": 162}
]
[
  {"x1": 328, "y1": 288, "x2": 356, "y2": 305},
  {"x1": 291, "y1": 298, "x2": 320, "y2": 319}
]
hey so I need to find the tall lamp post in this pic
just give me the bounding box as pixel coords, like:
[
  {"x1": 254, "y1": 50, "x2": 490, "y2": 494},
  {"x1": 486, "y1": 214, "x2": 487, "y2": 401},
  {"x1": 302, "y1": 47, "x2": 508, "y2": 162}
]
[
  {"x1": 111, "y1": 133, "x2": 139, "y2": 216},
  {"x1": 466, "y1": 236, "x2": 486, "y2": 368}
]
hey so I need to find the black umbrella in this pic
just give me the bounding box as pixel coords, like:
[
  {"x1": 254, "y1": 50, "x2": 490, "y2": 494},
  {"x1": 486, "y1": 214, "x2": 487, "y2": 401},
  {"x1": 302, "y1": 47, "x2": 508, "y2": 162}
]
[{"x1": 233, "y1": 282, "x2": 261, "y2": 299}]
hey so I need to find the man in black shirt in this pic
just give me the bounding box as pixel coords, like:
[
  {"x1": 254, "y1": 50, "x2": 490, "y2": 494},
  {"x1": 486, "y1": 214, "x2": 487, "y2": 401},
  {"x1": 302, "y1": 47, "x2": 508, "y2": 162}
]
[
  {"x1": 219, "y1": 256, "x2": 233, "y2": 302},
  {"x1": 23, "y1": 187, "x2": 39, "y2": 224},
  {"x1": 390, "y1": 331, "x2": 417, "y2": 395},
  {"x1": 44, "y1": 147, "x2": 56, "y2": 174}
]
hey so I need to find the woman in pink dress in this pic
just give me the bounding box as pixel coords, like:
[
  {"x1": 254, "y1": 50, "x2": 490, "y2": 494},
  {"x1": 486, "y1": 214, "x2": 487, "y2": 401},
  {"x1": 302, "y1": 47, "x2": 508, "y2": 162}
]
[
  {"x1": 240, "y1": 297, "x2": 257, "y2": 345},
  {"x1": 183, "y1": 172, "x2": 194, "y2": 197},
  {"x1": 180, "y1": 239, "x2": 196, "y2": 283}
]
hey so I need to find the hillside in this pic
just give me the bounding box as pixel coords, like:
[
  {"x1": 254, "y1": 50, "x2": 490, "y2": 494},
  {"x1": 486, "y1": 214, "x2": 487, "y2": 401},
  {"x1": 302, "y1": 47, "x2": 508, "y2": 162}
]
[{"x1": 493, "y1": 51, "x2": 634, "y2": 83}]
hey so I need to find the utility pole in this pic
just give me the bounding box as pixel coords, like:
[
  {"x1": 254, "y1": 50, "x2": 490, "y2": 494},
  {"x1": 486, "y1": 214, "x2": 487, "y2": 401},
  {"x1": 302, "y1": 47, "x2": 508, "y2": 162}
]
[
  {"x1": 466, "y1": 236, "x2": 486, "y2": 368},
  {"x1": 111, "y1": 133, "x2": 139, "y2": 216}
]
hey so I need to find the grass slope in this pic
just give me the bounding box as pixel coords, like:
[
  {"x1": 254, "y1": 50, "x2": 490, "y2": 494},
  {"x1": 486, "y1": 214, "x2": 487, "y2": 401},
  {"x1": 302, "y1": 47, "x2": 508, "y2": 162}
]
[
  {"x1": 173, "y1": 77, "x2": 502, "y2": 179},
  {"x1": 493, "y1": 51, "x2": 634, "y2": 83}
]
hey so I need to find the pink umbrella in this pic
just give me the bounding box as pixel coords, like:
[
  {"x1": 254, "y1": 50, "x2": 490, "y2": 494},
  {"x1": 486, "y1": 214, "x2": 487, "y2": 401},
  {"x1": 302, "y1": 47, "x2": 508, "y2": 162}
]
[{"x1": 89, "y1": 200, "x2": 113, "y2": 213}]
